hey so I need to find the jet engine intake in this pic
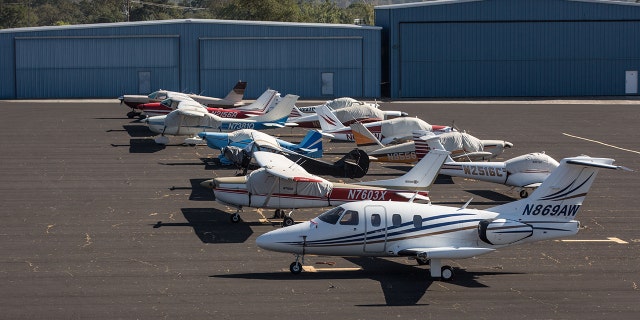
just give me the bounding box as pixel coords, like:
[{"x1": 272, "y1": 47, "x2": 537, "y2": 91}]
[{"x1": 478, "y1": 219, "x2": 533, "y2": 245}]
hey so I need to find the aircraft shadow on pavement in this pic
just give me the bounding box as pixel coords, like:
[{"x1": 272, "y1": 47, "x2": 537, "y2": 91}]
[
  {"x1": 212, "y1": 257, "x2": 514, "y2": 306},
  {"x1": 152, "y1": 208, "x2": 253, "y2": 243},
  {"x1": 122, "y1": 124, "x2": 156, "y2": 137}
]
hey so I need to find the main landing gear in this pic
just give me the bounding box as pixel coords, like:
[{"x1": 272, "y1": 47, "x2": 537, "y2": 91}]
[
  {"x1": 126, "y1": 110, "x2": 146, "y2": 120},
  {"x1": 273, "y1": 209, "x2": 295, "y2": 227},
  {"x1": 416, "y1": 253, "x2": 454, "y2": 281},
  {"x1": 230, "y1": 208, "x2": 243, "y2": 223}
]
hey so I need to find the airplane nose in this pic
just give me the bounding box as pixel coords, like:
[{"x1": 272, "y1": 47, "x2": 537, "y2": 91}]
[
  {"x1": 256, "y1": 222, "x2": 311, "y2": 253},
  {"x1": 200, "y1": 179, "x2": 215, "y2": 189}
]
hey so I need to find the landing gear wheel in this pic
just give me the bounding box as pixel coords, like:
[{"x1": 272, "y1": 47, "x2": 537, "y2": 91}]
[
  {"x1": 283, "y1": 216, "x2": 294, "y2": 227},
  {"x1": 441, "y1": 266, "x2": 454, "y2": 281},
  {"x1": 273, "y1": 209, "x2": 283, "y2": 219},
  {"x1": 230, "y1": 213, "x2": 241, "y2": 223},
  {"x1": 126, "y1": 111, "x2": 138, "y2": 119},
  {"x1": 289, "y1": 261, "x2": 303, "y2": 274},
  {"x1": 519, "y1": 190, "x2": 529, "y2": 198}
]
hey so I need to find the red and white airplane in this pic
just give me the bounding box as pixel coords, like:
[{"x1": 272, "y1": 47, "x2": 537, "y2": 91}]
[
  {"x1": 350, "y1": 122, "x2": 513, "y2": 164},
  {"x1": 119, "y1": 80, "x2": 247, "y2": 118},
  {"x1": 315, "y1": 105, "x2": 453, "y2": 144},
  {"x1": 206, "y1": 149, "x2": 450, "y2": 226},
  {"x1": 136, "y1": 89, "x2": 280, "y2": 118}
]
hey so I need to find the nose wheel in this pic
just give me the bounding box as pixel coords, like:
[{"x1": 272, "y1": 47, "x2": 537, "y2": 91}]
[
  {"x1": 289, "y1": 261, "x2": 302, "y2": 274},
  {"x1": 230, "y1": 208, "x2": 243, "y2": 223},
  {"x1": 288, "y1": 237, "x2": 307, "y2": 274}
]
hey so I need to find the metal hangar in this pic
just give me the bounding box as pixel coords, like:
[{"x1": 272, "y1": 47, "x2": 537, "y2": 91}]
[
  {"x1": 375, "y1": 0, "x2": 640, "y2": 98},
  {"x1": 0, "y1": 19, "x2": 381, "y2": 99}
]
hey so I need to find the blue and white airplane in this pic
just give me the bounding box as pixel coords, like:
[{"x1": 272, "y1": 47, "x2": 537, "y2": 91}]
[
  {"x1": 146, "y1": 94, "x2": 298, "y2": 144},
  {"x1": 198, "y1": 129, "x2": 323, "y2": 160},
  {"x1": 256, "y1": 155, "x2": 628, "y2": 280}
]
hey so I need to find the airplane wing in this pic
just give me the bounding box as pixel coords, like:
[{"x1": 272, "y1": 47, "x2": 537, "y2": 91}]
[
  {"x1": 451, "y1": 151, "x2": 493, "y2": 161},
  {"x1": 175, "y1": 106, "x2": 208, "y2": 117},
  {"x1": 262, "y1": 123, "x2": 285, "y2": 128},
  {"x1": 253, "y1": 151, "x2": 325, "y2": 182},
  {"x1": 397, "y1": 247, "x2": 495, "y2": 259}
]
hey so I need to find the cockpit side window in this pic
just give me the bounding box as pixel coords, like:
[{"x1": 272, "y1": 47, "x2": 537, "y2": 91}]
[
  {"x1": 339, "y1": 210, "x2": 359, "y2": 225},
  {"x1": 317, "y1": 207, "x2": 345, "y2": 225}
]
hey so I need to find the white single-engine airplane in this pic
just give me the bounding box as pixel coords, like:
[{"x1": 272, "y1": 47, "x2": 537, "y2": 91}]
[
  {"x1": 145, "y1": 94, "x2": 297, "y2": 145},
  {"x1": 119, "y1": 80, "x2": 247, "y2": 118},
  {"x1": 288, "y1": 103, "x2": 407, "y2": 128},
  {"x1": 316, "y1": 105, "x2": 452, "y2": 144},
  {"x1": 256, "y1": 155, "x2": 627, "y2": 280},
  {"x1": 423, "y1": 136, "x2": 559, "y2": 198},
  {"x1": 209, "y1": 149, "x2": 449, "y2": 226},
  {"x1": 350, "y1": 122, "x2": 513, "y2": 164}
]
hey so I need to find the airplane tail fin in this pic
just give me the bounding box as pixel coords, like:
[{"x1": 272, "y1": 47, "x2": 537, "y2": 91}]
[
  {"x1": 422, "y1": 132, "x2": 455, "y2": 162},
  {"x1": 288, "y1": 106, "x2": 309, "y2": 119},
  {"x1": 235, "y1": 89, "x2": 278, "y2": 111},
  {"x1": 316, "y1": 105, "x2": 347, "y2": 132},
  {"x1": 250, "y1": 94, "x2": 298, "y2": 124},
  {"x1": 413, "y1": 130, "x2": 435, "y2": 160},
  {"x1": 350, "y1": 122, "x2": 385, "y2": 152},
  {"x1": 357, "y1": 149, "x2": 450, "y2": 190},
  {"x1": 488, "y1": 156, "x2": 627, "y2": 221},
  {"x1": 294, "y1": 130, "x2": 323, "y2": 158},
  {"x1": 223, "y1": 81, "x2": 247, "y2": 104},
  {"x1": 333, "y1": 148, "x2": 370, "y2": 179}
]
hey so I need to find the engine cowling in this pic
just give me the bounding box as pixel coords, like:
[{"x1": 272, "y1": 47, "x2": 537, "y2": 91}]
[{"x1": 478, "y1": 219, "x2": 533, "y2": 245}]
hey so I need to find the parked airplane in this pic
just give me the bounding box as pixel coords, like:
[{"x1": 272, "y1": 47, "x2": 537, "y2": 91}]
[
  {"x1": 289, "y1": 103, "x2": 407, "y2": 128},
  {"x1": 256, "y1": 156, "x2": 627, "y2": 280},
  {"x1": 119, "y1": 80, "x2": 247, "y2": 118},
  {"x1": 208, "y1": 149, "x2": 449, "y2": 226},
  {"x1": 424, "y1": 136, "x2": 558, "y2": 198},
  {"x1": 350, "y1": 122, "x2": 512, "y2": 163},
  {"x1": 136, "y1": 89, "x2": 280, "y2": 118},
  {"x1": 316, "y1": 105, "x2": 452, "y2": 144},
  {"x1": 145, "y1": 94, "x2": 297, "y2": 145},
  {"x1": 199, "y1": 128, "x2": 324, "y2": 161},
  {"x1": 296, "y1": 97, "x2": 379, "y2": 114}
]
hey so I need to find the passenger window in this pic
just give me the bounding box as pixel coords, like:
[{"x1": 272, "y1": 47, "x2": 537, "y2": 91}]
[
  {"x1": 370, "y1": 214, "x2": 381, "y2": 227},
  {"x1": 392, "y1": 214, "x2": 402, "y2": 227},
  {"x1": 413, "y1": 215, "x2": 422, "y2": 229},
  {"x1": 340, "y1": 210, "x2": 359, "y2": 225}
]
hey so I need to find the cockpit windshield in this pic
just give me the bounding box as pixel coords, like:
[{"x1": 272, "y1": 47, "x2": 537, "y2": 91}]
[{"x1": 317, "y1": 207, "x2": 345, "y2": 225}]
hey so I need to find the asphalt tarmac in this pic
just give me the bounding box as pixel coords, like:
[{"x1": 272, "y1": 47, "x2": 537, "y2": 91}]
[{"x1": 1, "y1": 99, "x2": 639, "y2": 319}]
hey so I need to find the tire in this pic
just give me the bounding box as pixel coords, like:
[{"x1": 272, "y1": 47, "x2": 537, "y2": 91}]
[
  {"x1": 230, "y1": 213, "x2": 241, "y2": 223},
  {"x1": 441, "y1": 266, "x2": 454, "y2": 281},
  {"x1": 520, "y1": 190, "x2": 529, "y2": 198},
  {"x1": 289, "y1": 262, "x2": 302, "y2": 274},
  {"x1": 283, "y1": 216, "x2": 294, "y2": 227}
]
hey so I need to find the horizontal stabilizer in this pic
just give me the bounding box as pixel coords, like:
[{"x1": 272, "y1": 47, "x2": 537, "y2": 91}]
[{"x1": 395, "y1": 192, "x2": 430, "y2": 201}]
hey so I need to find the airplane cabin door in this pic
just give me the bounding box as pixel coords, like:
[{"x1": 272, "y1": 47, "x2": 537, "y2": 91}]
[{"x1": 364, "y1": 205, "x2": 387, "y2": 253}]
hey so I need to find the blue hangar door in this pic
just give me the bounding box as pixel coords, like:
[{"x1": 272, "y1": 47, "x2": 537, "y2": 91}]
[
  {"x1": 398, "y1": 21, "x2": 640, "y2": 98},
  {"x1": 199, "y1": 37, "x2": 364, "y2": 99},
  {"x1": 15, "y1": 36, "x2": 180, "y2": 99}
]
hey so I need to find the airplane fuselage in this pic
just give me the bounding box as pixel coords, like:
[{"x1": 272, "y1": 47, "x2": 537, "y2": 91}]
[
  {"x1": 138, "y1": 102, "x2": 263, "y2": 118},
  {"x1": 213, "y1": 179, "x2": 429, "y2": 210},
  {"x1": 256, "y1": 201, "x2": 580, "y2": 257}
]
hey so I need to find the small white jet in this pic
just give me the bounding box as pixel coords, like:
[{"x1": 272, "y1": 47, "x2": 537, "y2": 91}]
[
  {"x1": 316, "y1": 105, "x2": 452, "y2": 144},
  {"x1": 424, "y1": 135, "x2": 559, "y2": 198},
  {"x1": 145, "y1": 94, "x2": 298, "y2": 145},
  {"x1": 257, "y1": 155, "x2": 627, "y2": 280},
  {"x1": 209, "y1": 148, "x2": 449, "y2": 226},
  {"x1": 350, "y1": 122, "x2": 513, "y2": 164}
]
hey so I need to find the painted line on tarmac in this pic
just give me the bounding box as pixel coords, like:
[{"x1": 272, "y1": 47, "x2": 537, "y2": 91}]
[
  {"x1": 302, "y1": 266, "x2": 363, "y2": 272},
  {"x1": 562, "y1": 133, "x2": 640, "y2": 155},
  {"x1": 556, "y1": 237, "x2": 628, "y2": 244}
]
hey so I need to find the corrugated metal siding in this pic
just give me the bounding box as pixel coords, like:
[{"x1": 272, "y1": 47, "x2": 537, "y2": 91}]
[
  {"x1": 377, "y1": 0, "x2": 640, "y2": 98},
  {"x1": 15, "y1": 36, "x2": 180, "y2": 98},
  {"x1": 199, "y1": 37, "x2": 363, "y2": 98},
  {"x1": 0, "y1": 20, "x2": 380, "y2": 99}
]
